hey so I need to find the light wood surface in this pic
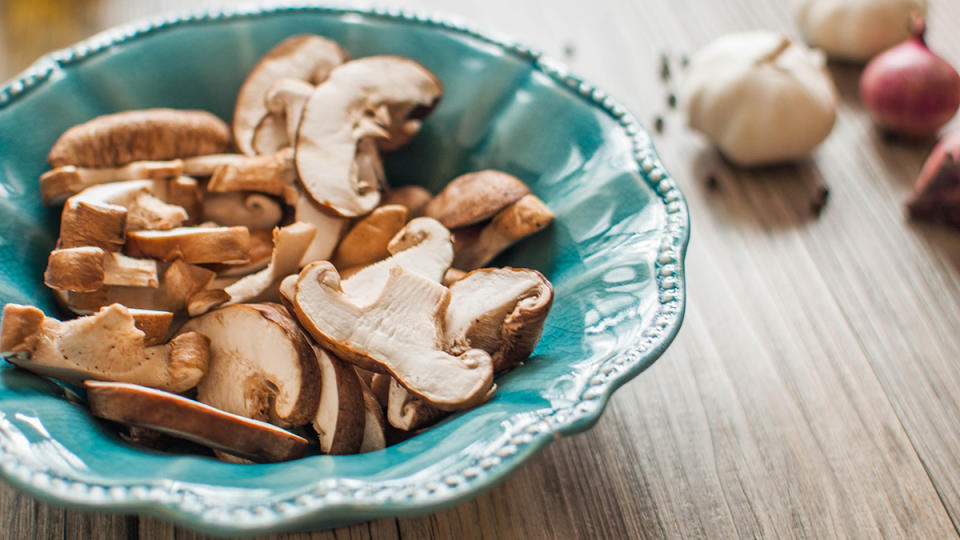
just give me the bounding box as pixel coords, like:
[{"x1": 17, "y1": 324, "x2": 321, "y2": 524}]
[{"x1": 3, "y1": 0, "x2": 960, "y2": 538}]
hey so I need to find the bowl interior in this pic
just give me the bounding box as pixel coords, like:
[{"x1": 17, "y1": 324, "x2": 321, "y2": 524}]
[{"x1": 0, "y1": 8, "x2": 674, "y2": 522}]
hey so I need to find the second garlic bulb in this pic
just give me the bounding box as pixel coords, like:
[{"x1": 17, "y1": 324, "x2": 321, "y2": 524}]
[
  {"x1": 795, "y1": 0, "x2": 927, "y2": 62},
  {"x1": 682, "y1": 31, "x2": 837, "y2": 167}
]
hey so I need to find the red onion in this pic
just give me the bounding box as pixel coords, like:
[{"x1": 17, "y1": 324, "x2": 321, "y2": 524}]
[
  {"x1": 860, "y1": 23, "x2": 960, "y2": 137},
  {"x1": 907, "y1": 129, "x2": 960, "y2": 227}
]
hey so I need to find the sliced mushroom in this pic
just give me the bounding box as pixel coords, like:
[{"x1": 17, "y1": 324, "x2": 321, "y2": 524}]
[
  {"x1": 45, "y1": 247, "x2": 158, "y2": 292},
  {"x1": 369, "y1": 372, "x2": 390, "y2": 408},
  {"x1": 201, "y1": 192, "x2": 283, "y2": 230},
  {"x1": 205, "y1": 228, "x2": 274, "y2": 276},
  {"x1": 58, "y1": 259, "x2": 215, "y2": 315},
  {"x1": 251, "y1": 113, "x2": 290, "y2": 155},
  {"x1": 182, "y1": 303, "x2": 321, "y2": 428},
  {"x1": 382, "y1": 185, "x2": 432, "y2": 219},
  {"x1": 125, "y1": 226, "x2": 250, "y2": 264},
  {"x1": 291, "y1": 262, "x2": 493, "y2": 409},
  {"x1": 453, "y1": 194, "x2": 554, "y2": 270},
  {"x1": 264, "y1": 78, "x2": 314, "y2": 144},
  {"x1": 312, "y1": 345, "x2": 365, "y2": 454},
  {"x1": 48, "y1": 109, "x2": 230, "y2": 168},
  {"x1": 206, "y1": 148, "x2": 298, "y2": 203},
  {"x1": 358, "y1": 379, "x2": 387, "y2": 453},
  {"x1": 233, "y1": 35, "x2": 348, "y2": 156},
  {"x1": 294, "y1": 190, "x2": 348, "y2": 266},
  {"x1": 39, "y1": 160, "x2": 183, "y2": 205},
  {"x1": 154, "y1": 176, "x2": 203, "y2": 224},
  {"x1": 386, "y1": 378, "x2": 444, "y2": 431},
  {"x1": 331, "y1": 204, "x2": 407, "y2": 270},
  {"x1": 445, "y1": 268, "x2": 554, "y2": 372},
  {"x1": 340, "y1": 217, "x2": 453, "y2": 306},
  {"x1": 295, "y1": 56, "x2": 442, "y2": 217},
  {"x1": 1, "y1": 303, "x2": 208, "y2": 393},
  {"x1": 181, "y1": 154, "x2": 247, "y2": 177},
  {"x1": 128, "y1": 308, "x2": 173, "y2": 346},
  {"x1": 424, "y1": 171, "x2": 530, "y2": 229},
  {"x1": 85, "y1": 381, "x2": 308, "y2": 463},
  {"x1": 187, "y1": 222, "x2": 317, "y2": 316}
]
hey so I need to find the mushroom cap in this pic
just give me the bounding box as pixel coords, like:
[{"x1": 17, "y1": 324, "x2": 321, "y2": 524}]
[
  {"x1": 233, "y1": 35, "x2": 348, "y2": 156},
  {"x1": 382, "y1": 185, "x2": 432, "y2": 219},
  {"x1": 424, "y1": 171, "x2": 530, "y2": 229},
  {"x1": 444, "y1": 267, "x2": 554, "y2": 372},
  {"x1": 48, "y1": 109, "x2": 230, "y2": 168},
  {"x1": 331, "y1": 204, "x2": 408, "y2": 270},
  {"x1": 85, "y1": 381, "x2": 309, "y2": 463},
  {"x1": 295, "y1": 56, "x2": 442, "y2": 217},
  {"x1": 183, "y1": 303, "x2": 321, "y2": 427}
]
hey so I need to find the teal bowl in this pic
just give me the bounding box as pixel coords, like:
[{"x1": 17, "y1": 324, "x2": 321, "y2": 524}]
[{"x1": 0, "y1": 4, "x2": 689, "y2": 535}]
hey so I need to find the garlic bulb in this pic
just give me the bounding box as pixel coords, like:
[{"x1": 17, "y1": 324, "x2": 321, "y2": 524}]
[
  {"x1": 682, "y1": 31, "x2": 837, "y2": 167},
  {"x1": 795, "y1": 0, "x2": 926, "y2": 62}
]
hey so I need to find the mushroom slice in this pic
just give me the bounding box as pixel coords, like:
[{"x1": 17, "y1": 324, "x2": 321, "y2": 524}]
[
  {"x1": 85, "y1": 381, "x2": 308, "y2": 463},
  {"x1": 312, "y1": 345, "x2": 365, "y2": 454},
  {"x1": 59, "y1": 180, "x2": 188, "y2": 250},
  {"x1": 445, "y1": 268, "x2": 554, "y2": 373},
  {"x1": 125, "y1": 226, "x2": 250, "y2": 264},
  {"x1": 386, "y1": 378, "x2": 444, "y2": 431},
  {"x1": 201, "y1": 192, "x2": 283, "y2": 230},
  {"x1": 57, "y1": 260, "x2": 214, "y2": 315},
  {"x1": 295, "y1": 56, "x2": 442, "y2": 217},
  {"x1": 251, "y1": 113, "x2": 289, "y2": 155},
  {"x1": 291, "y1": 262, "x2": 493, "y2": 409},
  {"x1": 340, "y1": 217, "x2": 453, "y2": 306},
  {"x1": 265, "y1": 78, "x2": 315, "y2": 144},
  {"x1": 424, "y1": 171, "x2": 530, "y2": 229},
  {"x1": 233, "y1": 35, "x2": 348, "y2": 156},
  {"x1": 382, "y1": 185, "x2": 432, "y2": 219},
  {"x1": 331, "y1": 204, "x2": 407, "y2": 270},
  {"x1": 359, "y1": 379, "x2": 387, "y2": 453},
  {"x1": 0, "y1": 303, "x2": 208, "y2": 393},
  {"x1": 182, "y1": 303, "x2": 321, "y2": 427},
  {"x1": 187, "y1": 222, "x2": 317, "y2": 316},
  {"x1": 153, "y1": 176, "x2": 203, "y2": 224},
  {"x1": 369, "y1": 372, "x2": 390, "y2": 408},
  {"x1": 294, "y1": 190, "x2": 348, "y2": 266},
  {"x1": 206, "y1": 148, "x2": 298, "y2": 203},
  {"x1": 128, "y1": 309, "x2": 173, "y2": 346},
  {"x1": 206, "y1": 229, "x2": 274, "y2": 276},
  {"x1": 48, "y1": 109, "x2": 230, "y2": 168},
  {"x1": 45, "y1": 247, "x2": 158, "y2": 292},
  {"x1": 40, "y1": 160, "x2": 183, "y2": 205},
  {"x1": 453, "y1": 194, "x2": 554, "y2": 270},
  {"x1": 180, "y1": 154, "x2": 246, "y2": 177}
]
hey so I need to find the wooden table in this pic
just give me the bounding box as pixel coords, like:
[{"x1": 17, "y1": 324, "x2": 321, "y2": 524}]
[{"x1": 3, "y1": 0, "x2": 960, "y2": 538}]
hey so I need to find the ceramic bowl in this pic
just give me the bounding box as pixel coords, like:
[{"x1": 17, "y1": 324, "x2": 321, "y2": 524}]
[{"x1": 0, "y1": 4, "x2": 689, "y2": 535}]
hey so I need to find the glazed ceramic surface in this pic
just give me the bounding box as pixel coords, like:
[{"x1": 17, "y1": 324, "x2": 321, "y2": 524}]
[{"x1": 0, "y1": 4, "x2": 689, "y2": 535}]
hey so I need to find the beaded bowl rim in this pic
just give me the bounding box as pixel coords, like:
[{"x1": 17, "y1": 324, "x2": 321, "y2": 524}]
[{"x1": 0, "y1": 2, "x2": 690, "y2": 535}]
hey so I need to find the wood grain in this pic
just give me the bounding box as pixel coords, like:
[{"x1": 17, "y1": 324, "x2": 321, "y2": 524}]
[{"x1": 3, "y1": 0, "x2": 960, "y2": 538}]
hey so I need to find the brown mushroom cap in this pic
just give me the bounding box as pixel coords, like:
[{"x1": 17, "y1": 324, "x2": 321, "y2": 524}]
[
  {"x1": 290, "y1": 262, "x2": 493, "y2": 410},
  {"x1": 295, "y1": 56, "x2": 442, "y2": 217},
  {"x1": 182, "y1": 303, "x2": 321, "y2": 428},
  {"x1": 39, "y1": 160, "x2": 183, "y2": 206},
  {"x1": 382, "y1": 185, "x2": 432, "y2": 219},
  {"x1": 233, "y1": 35, "x2": 348, "y2": 156},
  {"x1": 453, "y1": 194, "x2": 554, "y2": 270},
  {"x1": 331, "y1": 204, "x2": 408, "y2": 270},
  {"x1": 48, "y1": 109, "x2": 230, "y2": 168},
  {"x1": 85, "y1": 381, "x2": 309, "y2": 463},
  {"x1": 424, "y1": 171, "x2": 530, "y2": 229},
  {"x1": 444, "y1": 267, "x2": 554, "y2": 372},
  {"x1": 0, "y1": 303, "x2": 209, "y2": 393}
]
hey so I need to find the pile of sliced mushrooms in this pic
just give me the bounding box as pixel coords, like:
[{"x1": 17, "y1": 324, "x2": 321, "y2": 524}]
[{"x1": 0, "y1": 35, "x2": 555, "y2": 463}]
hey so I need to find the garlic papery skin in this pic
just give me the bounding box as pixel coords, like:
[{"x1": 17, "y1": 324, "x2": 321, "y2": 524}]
[
  {"x1": 682, "y1": 31, "x2": 838, "y2": 167},
  {"x1": 795, "y1": 0, "x2": 926, "y2": 62}
]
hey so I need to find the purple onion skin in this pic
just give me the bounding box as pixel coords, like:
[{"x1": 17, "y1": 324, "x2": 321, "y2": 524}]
[
  {"x1": 908, "y1": 129, "x2": 960, "y2": 227},
  {"x1": 861, "y1": 29, "x2": 960, "y2": 138}
]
